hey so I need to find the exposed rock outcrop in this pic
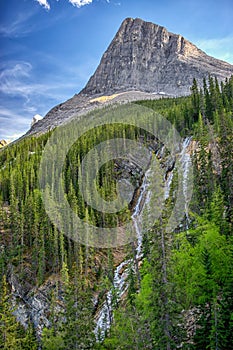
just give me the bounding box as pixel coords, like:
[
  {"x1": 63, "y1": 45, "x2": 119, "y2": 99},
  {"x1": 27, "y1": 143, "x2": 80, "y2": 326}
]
[
  {"x1": 31, "y1": 114, "x2": 43, "y2": 127},
  {"x1": 8, "y1": 264, "x2": 64, "y2": 339}
]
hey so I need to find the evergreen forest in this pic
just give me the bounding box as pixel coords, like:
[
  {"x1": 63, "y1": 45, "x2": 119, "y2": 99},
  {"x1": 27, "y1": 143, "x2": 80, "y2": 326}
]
[{"x1": 0, "y1": 76, "x2": 233, "y2": 349}]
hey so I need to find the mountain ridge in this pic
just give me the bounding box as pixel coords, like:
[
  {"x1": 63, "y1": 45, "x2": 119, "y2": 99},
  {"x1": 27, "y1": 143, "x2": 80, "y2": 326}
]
[{"x1": 27, "y1": 17, "x2": 233, "y2": 136}]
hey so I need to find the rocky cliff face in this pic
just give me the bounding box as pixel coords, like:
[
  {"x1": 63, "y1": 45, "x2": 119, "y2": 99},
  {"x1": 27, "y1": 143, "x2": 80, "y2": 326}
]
[
  {"x1": 81, "y1": 17, "x2": 233, "y2": 96},
  {"x1": 8, "y1": 265, "x2": 64, "y2": 339},
  {"x1": 27, "y1": 17, "x2": 233, "y2": 136}
]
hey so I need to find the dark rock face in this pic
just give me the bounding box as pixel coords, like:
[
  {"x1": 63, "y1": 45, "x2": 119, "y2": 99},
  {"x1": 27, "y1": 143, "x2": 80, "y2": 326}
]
[
  {"x1": 8, "y1": 264, "x2": 64, "y2": 339},
  {"x1": 82, "y1": 17, "x2": 233, "y2": 96}
]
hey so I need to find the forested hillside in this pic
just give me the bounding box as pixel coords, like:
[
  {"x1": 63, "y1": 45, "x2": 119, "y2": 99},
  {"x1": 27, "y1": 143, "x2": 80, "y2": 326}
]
[{"x1": 0, "y1": 75, "x2": 233, "y2": 349}]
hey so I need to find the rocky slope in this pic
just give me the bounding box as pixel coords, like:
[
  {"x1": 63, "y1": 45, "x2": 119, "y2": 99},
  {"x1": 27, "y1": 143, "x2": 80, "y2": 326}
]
[{"x1": 27, "y1": 17, "x2": 233, "y2": 136}]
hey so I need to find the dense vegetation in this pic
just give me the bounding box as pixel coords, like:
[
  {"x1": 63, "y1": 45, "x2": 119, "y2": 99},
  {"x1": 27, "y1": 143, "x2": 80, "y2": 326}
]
[{"x1": 0, "y1": 75, "x2": 233, "y2": 349}]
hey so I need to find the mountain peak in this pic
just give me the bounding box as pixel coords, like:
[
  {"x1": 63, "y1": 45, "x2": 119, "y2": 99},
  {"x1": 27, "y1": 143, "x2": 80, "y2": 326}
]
[
  {"x1": 81, "y1": 18, "x2": 233, "y2": 96},
  {"x1": 27, "y1": 18, "x2": 233, "y2": 136}
]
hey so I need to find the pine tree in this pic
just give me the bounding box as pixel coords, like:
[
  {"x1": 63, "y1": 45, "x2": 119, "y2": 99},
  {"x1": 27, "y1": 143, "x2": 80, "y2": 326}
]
[
  {"x1": 21, "y1": 324, "x2": 37, "y2": 350},
  {"x1": 217, "y1": 245, "x2": 233, "y2": 349},
  {"x1": 0, "y1": 275, "x2": 35, "y2": 349},
  {"x1": 191, "y1": 78, "x2": 200, "y2": 122},
  {"x1": 60, "y1": 263, "x2": 96, "y2": 349}
]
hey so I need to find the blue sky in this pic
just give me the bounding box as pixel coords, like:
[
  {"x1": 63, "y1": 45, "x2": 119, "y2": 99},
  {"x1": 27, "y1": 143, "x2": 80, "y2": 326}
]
[{"x1": 0, "y1": 0, "x2": 233, "y2": 141}]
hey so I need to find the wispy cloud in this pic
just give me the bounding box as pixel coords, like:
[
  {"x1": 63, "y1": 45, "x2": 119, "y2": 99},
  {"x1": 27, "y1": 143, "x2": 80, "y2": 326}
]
[
  {"x1": 0, "y1": 59, "x2": 91, "y2": 140},
  {"x1": 0, "y1": 61, "x2": 77, "y2": 101},
  {"x1": 196, "y1": 36, "x2": 233, "y2": 64},
  {"x1": 0, "y1": 62, "x2": 33, "y2": 98},
  {"x1": 36, "y1": 0, "x2": 111, "y2": 10},
  {"x1": 36, "y1": 0, "x2": 50, "y2": 10},
  {"x1": 0, "y1": 11, "x2": 36, "y2": 37},
  {"x1": 0, "y1": 107, "x2": 28, "y2": 123},
  {"x1": 0, "y1": 107, "x2": 30, "y2": 141}
]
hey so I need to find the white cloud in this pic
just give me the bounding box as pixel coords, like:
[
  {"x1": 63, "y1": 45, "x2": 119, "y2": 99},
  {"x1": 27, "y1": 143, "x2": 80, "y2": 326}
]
[
  {"x1": 0, "y1": 60, "x2": 81, "y2": 140},
  {"x1": 0, "y1": 59, "x2": 95, "y2": 100},
  {"x1": 36, "y1": 0, "x2": 94, "y2": 10},
  {"x1": 0, "y1": 107, "x2": 29, "y2": 124},
  {"x1": 69, "y1": 0, "x2": 93, "y2": 7},
  {"x1": 196, "y1": 36, "x2": 233, "y2": 64},
  {"x1": 5, "y1": 133, "x2": 25, "y2": 143},
  {"x1": 0, "y1": 57, "x2": 99, "y2": 140},
  {"x1": 36, "y1": 0, "x2": 50, "y2": 10},
  {"x1": 0, "y1": 107, "x2": 30, "y2": 141},
  {"x1": 0, "y1": 62, "x2": 33, "y2": 98}
]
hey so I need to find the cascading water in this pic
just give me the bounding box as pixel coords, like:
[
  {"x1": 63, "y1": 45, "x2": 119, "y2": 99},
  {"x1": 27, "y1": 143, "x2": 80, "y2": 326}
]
[
  {"x1": 164, "y1": 171, "x2": 174, "y2": 200},
  {"x1": 132, "y1": 171, "x2": 152, "y2": 260},
  {"x1": 164, "y1": 137, "x2": 192, "y2": 205},
  {"x1": 94, "y1": 137, "x2": 192, "y2": 340},
  {"x1": 180, "y1": 137, "x2": 192, "y2": 225},
  {"x1": 94, "y1": 257, "x2": 130, "y2": 340},
  {"x1": 94, "y1": 170, "x2": 151, "y2": 340}
]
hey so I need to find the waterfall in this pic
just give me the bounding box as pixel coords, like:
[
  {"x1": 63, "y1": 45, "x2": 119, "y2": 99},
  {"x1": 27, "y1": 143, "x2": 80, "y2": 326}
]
[
  {"x1": 132, "y1": 170, "x2": 151, "y2": 260},
  {"x1": 180, "y1": 137, "x2": 192, "y2": 224},
  {"x1": 164, "y1": 137, "x2": 192, "y2": 204},
  {"x1": 94, "y1": 137, "x2": 192, "y2": 340},
  {"x1": 164, "y1": 171, "x2": 174, "y2": 200},
  {"x1": 94, "y1": 259, "x2": 130, "y2": 340},
  {"x1": 94, "y1": 170, "x2": 151, "y2": 340}
]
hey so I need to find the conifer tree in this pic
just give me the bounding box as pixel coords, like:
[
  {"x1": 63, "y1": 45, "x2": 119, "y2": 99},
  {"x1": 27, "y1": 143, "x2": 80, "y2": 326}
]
[
  {"x1": 191, "y1": 78, "x2": 200, "y2": 122},
  {"x1": 0, "y1": 275, "x2": 37, "y2": 349}
]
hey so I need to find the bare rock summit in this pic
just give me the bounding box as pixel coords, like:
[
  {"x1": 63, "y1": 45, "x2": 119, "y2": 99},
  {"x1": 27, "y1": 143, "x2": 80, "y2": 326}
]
[
  {"x1": 82, "y1": 17, "x2": 233, "y2": 96},
  {"x1": 28, "y1": 17, "x2": 233, "y2": 135}
]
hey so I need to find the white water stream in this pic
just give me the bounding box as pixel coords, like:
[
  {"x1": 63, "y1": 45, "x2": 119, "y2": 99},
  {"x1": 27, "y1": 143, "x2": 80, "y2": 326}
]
[
  {"x1": 180, "y1": 137, "x2": 192, "y2": 224},
  {"x1": 94, "y1": 170, "x2": 151, "y2": 340},
  {"x1": 94, "y1": 137, "x2": 192, "y2": 340}
]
